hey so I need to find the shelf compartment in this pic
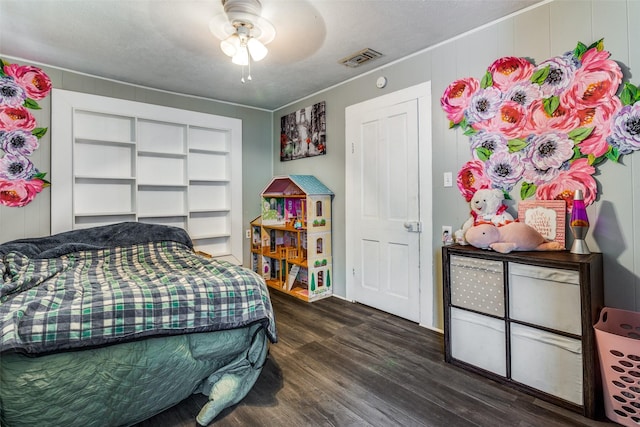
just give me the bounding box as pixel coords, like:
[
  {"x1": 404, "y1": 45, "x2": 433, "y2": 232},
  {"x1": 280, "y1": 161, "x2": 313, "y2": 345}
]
[
  {"x1": 137, "y1": 185, "x2": 186, "y2": 216},
  {"x1": 450, "y1": 307, "x2": 507, "y2": 376},
  {"x1": 74, "y1": 110, "x2": 135, "y2": 143},
  {"x1": 451, "y1": 255, "x2": 505, "y2": 317},
  {"x1": 75, "y1": 138, "x2": 135, "y2": 146},
  {"x1": 509, "y1": 263, "x2": 581, "y2": 335},
  {"x1": 74, "y1": 139, "x2": 135, "y2": 179},
  {"x1": 188, "y1": 151, "x2": 228, "y2": 181},
  {"x1": 74, "y1": 178, "x2": 135, "y2": 215},
  {"x1": 138, "y1": 215, "x2": 187, "y2": 230},
  {"x1": 192, "y1": 236, "x2": 230, "y2": 258},
  {"x1": 189, "y1": 211, "x2": 229, "y2": 238},
  {"x1": 137, "y1": 119, "x2": 186, "y2": 154},
  {"x1": 189, "y1": 126, "x2": 229, "y2": 152},
  {"x1": 510, "y1": 323, "x2": 583, "y2": 405},
  {"x1": 138, "y1": 153, "x2": 187, "y2": 186},
  {"x1": 74, "y1": 214, "x2": 137, "y2": 229},
  {"x1": 188, "y1": 181, "x2": 229, "y2": 211}
]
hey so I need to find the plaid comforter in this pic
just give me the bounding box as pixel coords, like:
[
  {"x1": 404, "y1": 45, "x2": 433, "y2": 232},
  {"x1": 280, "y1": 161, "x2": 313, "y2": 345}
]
[{"x1": 0, "y1": 240, "x2": 277, "y2": 355}]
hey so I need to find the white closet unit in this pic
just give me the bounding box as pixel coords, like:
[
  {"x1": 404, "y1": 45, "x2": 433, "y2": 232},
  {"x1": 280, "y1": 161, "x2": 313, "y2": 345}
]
[{"x1": 51, "y1": 89, "x2": 243, "y2": 263}]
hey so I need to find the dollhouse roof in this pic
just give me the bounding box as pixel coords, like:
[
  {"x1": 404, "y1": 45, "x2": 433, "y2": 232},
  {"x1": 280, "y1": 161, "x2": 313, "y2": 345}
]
[{"x1": 262, "y1": 175, "x2": 334, "y2": 197}]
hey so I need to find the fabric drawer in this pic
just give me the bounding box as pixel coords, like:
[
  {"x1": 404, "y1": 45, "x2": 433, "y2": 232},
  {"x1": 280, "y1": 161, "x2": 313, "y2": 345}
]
[
  {"x1": 450, "y1": 307, "x2": 506, "y2": 376},
  {"x1": 508, "y1": 263, "x2": 581, "y2": 335},
  {"x1": 511, "y1": 323, "x2": 583, "y2": 405},
  {"x1": 450, "y1": 255, "x2": 504, "y2": 316}
]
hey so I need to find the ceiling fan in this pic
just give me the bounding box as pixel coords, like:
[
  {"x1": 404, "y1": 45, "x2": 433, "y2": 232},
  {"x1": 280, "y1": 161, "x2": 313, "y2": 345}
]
[
  {"x1": 209, "y1": 0, "x2": 276, "y2": 81},
  {"x1": 208, "y1": 0, "x2": 326, "y2": 81}
]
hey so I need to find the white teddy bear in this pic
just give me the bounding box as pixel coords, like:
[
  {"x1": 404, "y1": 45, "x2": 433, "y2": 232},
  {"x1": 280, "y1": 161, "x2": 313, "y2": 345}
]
[{"x1": 454, "y1": 188, "x2": 514, "y2": 245}]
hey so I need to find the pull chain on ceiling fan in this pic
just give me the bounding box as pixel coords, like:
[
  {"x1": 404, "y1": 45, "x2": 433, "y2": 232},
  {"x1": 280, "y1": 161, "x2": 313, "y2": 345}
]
[{"x1": 209, "y1": 0, "x2": 276, "y2": 83}]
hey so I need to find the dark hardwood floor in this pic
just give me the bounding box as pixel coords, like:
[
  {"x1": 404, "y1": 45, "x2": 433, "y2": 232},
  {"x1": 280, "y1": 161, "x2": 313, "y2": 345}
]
[{"x1": 135, "y1": 291, "x2": 616, "y2": 427}]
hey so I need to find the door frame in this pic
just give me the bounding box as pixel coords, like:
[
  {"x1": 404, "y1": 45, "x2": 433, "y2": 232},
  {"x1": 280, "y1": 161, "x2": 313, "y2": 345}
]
[{"x1": 345, "y1": 81, "x2": 435, "y2": 330}]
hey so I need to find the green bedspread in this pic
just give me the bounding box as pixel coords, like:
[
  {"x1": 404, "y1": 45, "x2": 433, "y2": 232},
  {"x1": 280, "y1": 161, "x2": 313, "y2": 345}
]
[{"x1": 0, "y1": 323, "x2": 269, "y2": 426}]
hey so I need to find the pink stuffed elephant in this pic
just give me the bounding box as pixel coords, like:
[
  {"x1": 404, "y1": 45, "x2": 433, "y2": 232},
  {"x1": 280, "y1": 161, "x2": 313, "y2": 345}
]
[{"x1": 465, "y1": 222, "x2": 564, "y2": 254}]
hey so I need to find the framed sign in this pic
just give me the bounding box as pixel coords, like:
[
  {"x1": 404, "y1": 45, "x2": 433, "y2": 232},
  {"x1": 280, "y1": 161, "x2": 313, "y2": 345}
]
[
  {"x1": 280, "y1": 101, "x2": 326, "y2": 161},
  {"x1": 518, "y1": 200, "x2": 566, "y2": 249}
]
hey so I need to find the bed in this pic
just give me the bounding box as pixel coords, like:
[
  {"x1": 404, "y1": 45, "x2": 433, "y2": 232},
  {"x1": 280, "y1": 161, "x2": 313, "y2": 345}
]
[{"x1": 0, "y1": 222, "x2": 277, "y2": 426}]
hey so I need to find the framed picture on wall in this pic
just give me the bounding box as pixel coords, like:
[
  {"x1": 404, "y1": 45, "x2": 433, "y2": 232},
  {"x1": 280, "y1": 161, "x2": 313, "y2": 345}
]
[
  {"x1": 517, "y1": 200, "x2": 566, "y2": 249},
  {"x1": 280, "y1": 101, "x2": 326, "y2": 161}
]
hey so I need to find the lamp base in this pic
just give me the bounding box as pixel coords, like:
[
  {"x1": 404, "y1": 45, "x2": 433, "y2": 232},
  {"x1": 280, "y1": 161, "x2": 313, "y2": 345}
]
[{"x1": 570, "y1": 238, "x2": 591, "y2": 255}]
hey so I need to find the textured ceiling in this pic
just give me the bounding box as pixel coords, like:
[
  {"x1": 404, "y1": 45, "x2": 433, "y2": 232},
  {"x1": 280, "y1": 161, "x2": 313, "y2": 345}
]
[{"x1": 0, "y1": 0, "x2": 543, "y2": 110}]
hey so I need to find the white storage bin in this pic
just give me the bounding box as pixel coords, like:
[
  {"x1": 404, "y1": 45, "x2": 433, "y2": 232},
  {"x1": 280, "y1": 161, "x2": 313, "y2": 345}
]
[
  {"x1": 450, "y1": 307, "x2": 506, "y2": 376},
  {"x1": 450, "y1": 256, "x2": 504, "y2": 316},
  {"x1": 511, "y1": 323, "x2": 583, "y2": 405},
  {"x1": 509, "y1": 263, "x2": 581, "y2": 335}
]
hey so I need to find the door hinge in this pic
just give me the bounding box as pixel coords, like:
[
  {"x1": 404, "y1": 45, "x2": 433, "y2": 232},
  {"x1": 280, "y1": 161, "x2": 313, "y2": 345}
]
[{"x1": 351, "y1": 142, "x2": 355, "y2": 154}]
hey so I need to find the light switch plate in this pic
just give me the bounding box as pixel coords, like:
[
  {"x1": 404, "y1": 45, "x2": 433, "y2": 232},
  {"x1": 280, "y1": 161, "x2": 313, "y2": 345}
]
[{"x1": 444, "y1": 172, "x2": 453, "y2": 187}]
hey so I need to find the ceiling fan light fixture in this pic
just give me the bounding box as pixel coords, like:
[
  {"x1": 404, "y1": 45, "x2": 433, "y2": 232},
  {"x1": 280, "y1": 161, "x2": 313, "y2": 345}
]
[
  {"x1": 247, "y1": 37, "x2": 267, "y2": 61},
  {"x1": 211, "y1": 0, "x2": 275, "y2": 81},
  {"x1": 220, "y1": 33, "x2": 240, "y2": 57},
  {"x1": 232, "y1": 46, "x2": 249, "y2": 66}
]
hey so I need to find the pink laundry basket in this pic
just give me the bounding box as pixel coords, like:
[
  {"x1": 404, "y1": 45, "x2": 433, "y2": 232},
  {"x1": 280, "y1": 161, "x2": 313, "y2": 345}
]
[{"x1": 594, "y1": 307, "x2": 640, "y2": 426}]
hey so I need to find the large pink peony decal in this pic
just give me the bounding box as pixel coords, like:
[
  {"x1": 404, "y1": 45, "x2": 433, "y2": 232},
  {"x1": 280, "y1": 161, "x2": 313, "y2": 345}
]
[
  {"x1": 0, "y1": 59, "x2": 51, "y2": 207},
  {"x1": 441, "y1": 39, "x2": 640, "y2": 211}
]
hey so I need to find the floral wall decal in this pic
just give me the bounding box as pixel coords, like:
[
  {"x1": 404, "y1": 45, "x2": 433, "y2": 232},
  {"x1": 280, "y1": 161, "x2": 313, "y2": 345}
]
[
  {"x1": 441, "y1": 39, "x2": 640, "y2": 211},
  {"x1": 0, "y1": 59, "x2": 52, "y2": 207}
]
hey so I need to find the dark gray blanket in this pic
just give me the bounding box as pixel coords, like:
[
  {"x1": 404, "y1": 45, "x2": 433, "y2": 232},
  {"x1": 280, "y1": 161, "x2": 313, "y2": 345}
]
[{"x1": 0, "y1": 222, "x2": 193, "y2": 259}]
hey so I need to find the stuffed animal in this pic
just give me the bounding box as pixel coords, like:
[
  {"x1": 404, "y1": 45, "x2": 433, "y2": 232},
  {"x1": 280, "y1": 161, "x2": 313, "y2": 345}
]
[
  {"x1": 465, "y1": 222, "x2": 564, "y2": 254},
  {"x1": 454, "y1": 188, "x2": 514, "y2": 245}
]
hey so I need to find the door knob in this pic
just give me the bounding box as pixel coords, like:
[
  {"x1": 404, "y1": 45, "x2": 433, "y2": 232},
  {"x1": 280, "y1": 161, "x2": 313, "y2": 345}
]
[{"x1": 403, "y1": 221, "x2": 421, "y2": 232}]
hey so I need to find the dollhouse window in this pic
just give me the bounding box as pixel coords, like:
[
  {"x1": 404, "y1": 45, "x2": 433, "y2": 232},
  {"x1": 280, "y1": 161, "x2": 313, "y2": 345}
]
[
  {"x1": 316, "y1": 200, "x2": 322, "y2": 217},
  {"x1": 316, "y1": 237, "x2": 323, "y2": 254},
  {"x1": 318, "y1": 271, "x2": 324, "y2": 287}
]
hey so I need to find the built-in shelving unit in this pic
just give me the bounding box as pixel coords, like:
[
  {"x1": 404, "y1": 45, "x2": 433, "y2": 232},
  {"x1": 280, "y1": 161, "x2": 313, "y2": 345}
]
[{"x1": 51, "y1": 89, "x2": 243, "y2": 263}]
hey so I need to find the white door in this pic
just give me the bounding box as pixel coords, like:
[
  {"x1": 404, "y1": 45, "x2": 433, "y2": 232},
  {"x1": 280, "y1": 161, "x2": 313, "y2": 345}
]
[{"x1": 345, "y1": 83, "x2": 432, "y2": 324}]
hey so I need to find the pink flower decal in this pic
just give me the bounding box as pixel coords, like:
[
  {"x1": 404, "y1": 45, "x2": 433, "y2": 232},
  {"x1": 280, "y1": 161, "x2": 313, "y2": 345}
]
[
  {"x1": 0, "y1": 178, "x2": 44, "y2": 207},
  {"x1": 3, "y1": 63, "x2": 52, "y2": 100},
  {"x1": 526, "y1": 98, "x2": 579, "y2": 135},
  {"x1": 442, "y1": 39, "x2": 640, "y2": 208},
  {"x1": 575, "y1": 96, "x2": 622, "y2": 158},
  {"x1": 536, "y1": 158, "x2": 597, "y2": 211},
  {"x1": 569, "y1": 48, "x2": 622, "y2": 108},
  {"x1": 473, "y1": 100, "x2": 528, "y2": 139},
  {"x1": 0, "y1": 105, "x2": 36, "y2": 131},
  {"x1": 456, "y1": 160, "x2": 491, "y2": 202},
  {"x1": 0, "y1": 59, "x2": 51, "y2": 207},
  {"x1": 440, "y1": 77, "x2": 479, "y2": 124},
  {"x1": 489, "y1": 56, "x2": 534, "y2": 91}
]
